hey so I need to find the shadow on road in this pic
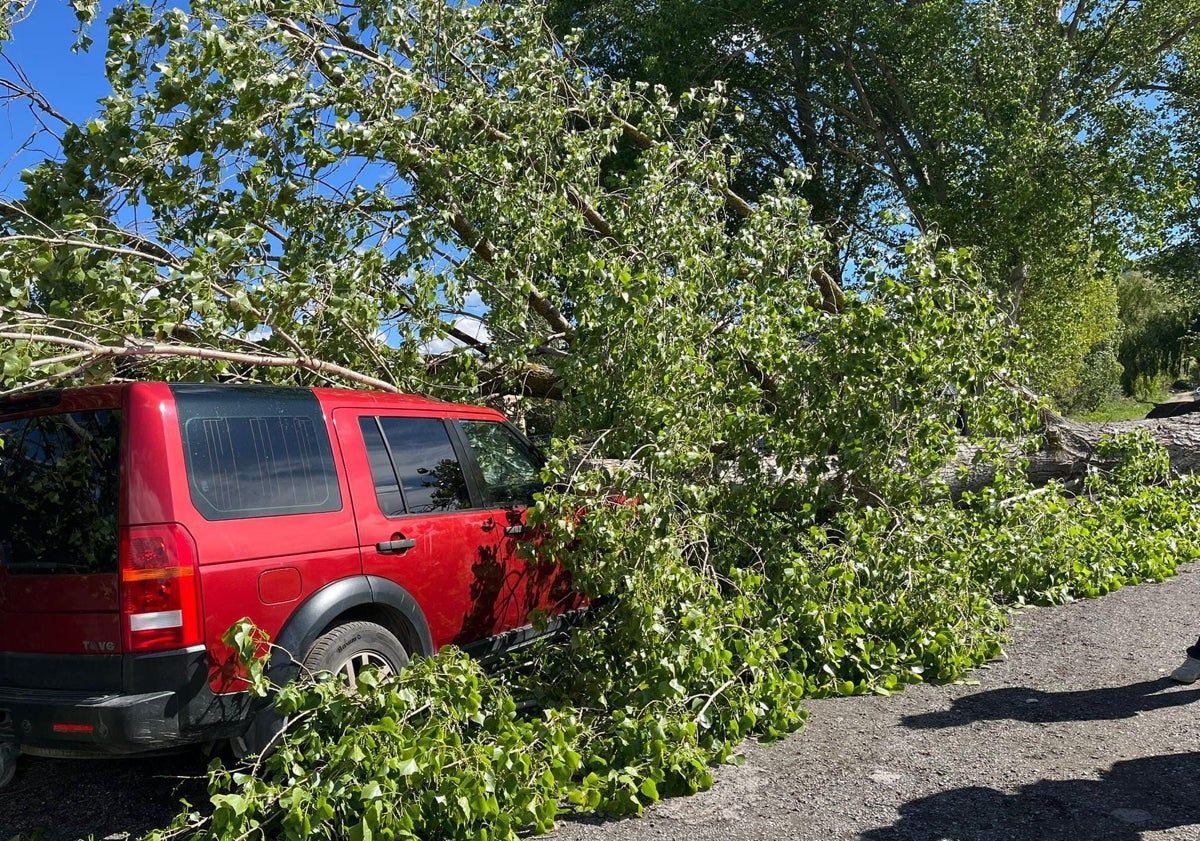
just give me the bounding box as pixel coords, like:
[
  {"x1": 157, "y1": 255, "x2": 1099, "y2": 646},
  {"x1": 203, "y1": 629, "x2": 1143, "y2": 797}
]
[
  {"x1": 901, "y1": 679, "x2": 1200, "y2": 729},
  {"x1": 0, "y1": 751, "x2": 209, "y2": 840},
  {"x1": 860, "y1": 751, "x2": 1200, "y2": 841}
]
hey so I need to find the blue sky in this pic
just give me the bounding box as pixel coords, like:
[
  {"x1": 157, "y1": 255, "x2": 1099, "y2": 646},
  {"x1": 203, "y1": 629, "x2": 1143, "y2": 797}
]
[
  {"x1": 0, "y1": 2, "x2": 489, "y2": 349},
  {"x1": 0, "y1": 2, "x2": 110, "y2": 190}
]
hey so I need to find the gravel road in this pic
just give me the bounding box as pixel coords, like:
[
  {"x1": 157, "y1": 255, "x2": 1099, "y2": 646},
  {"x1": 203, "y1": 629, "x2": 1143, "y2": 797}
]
[{"x1": 4, "y1": 565, "x2": 1200, "y2": 840}]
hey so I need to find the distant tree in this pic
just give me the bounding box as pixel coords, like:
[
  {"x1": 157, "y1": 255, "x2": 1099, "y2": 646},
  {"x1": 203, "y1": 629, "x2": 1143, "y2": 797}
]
[
  {"x1": 546, "y1": 0, "x2": 1200, "y2": 397},
  {"x1": 1116, "y1": 270, "x2": 1193, "y2": 395}
]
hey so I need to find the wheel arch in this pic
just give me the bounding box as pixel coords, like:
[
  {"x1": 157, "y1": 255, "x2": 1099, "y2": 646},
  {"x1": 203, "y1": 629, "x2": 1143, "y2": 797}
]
[{"x1": 270, "y1": 576, "x2": 433, "y2": 684}]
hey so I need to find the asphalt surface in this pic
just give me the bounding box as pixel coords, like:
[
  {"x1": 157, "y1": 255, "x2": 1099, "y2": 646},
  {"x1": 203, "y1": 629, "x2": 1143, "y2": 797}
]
[
  {"x1": 3, "y1": 566, "x2": 1200, "y2": 840},
  {"x1": 554, "y1": 565, "x2": 1200, "y2": 841}
]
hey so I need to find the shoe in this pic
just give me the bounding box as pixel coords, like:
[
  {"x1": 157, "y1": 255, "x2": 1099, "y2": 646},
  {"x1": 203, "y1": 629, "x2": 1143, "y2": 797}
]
[{"x1": 1170, "y1": 657, "x2": 1200, "y2": 684}]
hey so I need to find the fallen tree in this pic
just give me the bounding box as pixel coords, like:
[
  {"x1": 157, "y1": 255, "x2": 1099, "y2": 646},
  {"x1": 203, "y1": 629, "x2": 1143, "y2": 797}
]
[
  {"x1": 0, "y1": 0, "x2": 1010, "y2": 508},
  {"x1": 7, "y1": 5, "x2": 1200, "y2": 841},
  {"x1": 931, "y1": 408, "x2": 1200, "y2": 500}
]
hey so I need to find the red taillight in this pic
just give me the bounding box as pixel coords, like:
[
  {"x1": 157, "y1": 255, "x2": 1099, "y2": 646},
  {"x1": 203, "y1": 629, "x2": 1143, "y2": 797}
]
[{"x1": 119, "y1": 524, "x2": 203, "y2": 653}]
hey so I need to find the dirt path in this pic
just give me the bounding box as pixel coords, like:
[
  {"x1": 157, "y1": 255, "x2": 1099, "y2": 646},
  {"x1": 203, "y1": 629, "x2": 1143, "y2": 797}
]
[{"x1": 4, "y1": 566, "x2": 1200, "y2": 840}]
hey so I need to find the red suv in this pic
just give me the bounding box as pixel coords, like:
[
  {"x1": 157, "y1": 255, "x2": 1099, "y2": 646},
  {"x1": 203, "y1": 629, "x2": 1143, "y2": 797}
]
[{"x1": 0, "y1": 383, "x2": 577, "y2": 786}]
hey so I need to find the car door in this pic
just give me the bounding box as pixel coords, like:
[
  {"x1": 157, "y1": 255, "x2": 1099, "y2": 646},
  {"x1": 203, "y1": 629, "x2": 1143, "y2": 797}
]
[
  {"x1": 333, "y1": 409, "x2": 515, "y2": 650},
  {"x1": 454, "y1": 419, "x2": 575, "y2": 630}
]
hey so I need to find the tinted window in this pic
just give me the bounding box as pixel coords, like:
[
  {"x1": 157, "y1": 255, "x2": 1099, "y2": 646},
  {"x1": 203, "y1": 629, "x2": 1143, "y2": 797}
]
[
  {"x1": 173, "y1": 386, "x2": 340, "y2": 520},
  {"x1": 377, "y1": 417, "x2": 469, "y2": 514},
  {"x1": 359, "y1": 418, "x2": 405, "y2": 517},
  {"x1": 459, "y1": 421, "x2": 543, "y2": 507},
  {"x1": 0, "y1": 410, "x2": 121, "y2": 575}
]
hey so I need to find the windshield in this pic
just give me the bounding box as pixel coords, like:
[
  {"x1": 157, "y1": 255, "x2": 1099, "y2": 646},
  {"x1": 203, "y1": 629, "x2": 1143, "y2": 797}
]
[{"x1": 0, "y1": 410, "x2": 121, "y2": 575}]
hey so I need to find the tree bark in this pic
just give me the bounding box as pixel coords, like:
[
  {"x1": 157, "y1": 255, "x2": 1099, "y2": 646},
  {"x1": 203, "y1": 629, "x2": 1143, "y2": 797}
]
[
  {"x1": 561, "y1": 407, "x2": 1200, "y2": 502},
  {"x1": 939, "y1": 410, "x2": 1200, "y2": 497}
]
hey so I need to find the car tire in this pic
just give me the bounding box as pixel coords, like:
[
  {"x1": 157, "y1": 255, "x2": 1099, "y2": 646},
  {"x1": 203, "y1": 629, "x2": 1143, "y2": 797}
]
[
  {"x1": 232, "y1": 622, "x2": 409, "y2": 759},
  {"x1": 302, "y1": 621, "x2": 410, "y2": 686}
]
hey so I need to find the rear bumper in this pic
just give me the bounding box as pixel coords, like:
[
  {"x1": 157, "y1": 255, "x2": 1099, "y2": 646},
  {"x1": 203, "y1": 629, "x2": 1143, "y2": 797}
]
[
  {"x1": 1, "y1": 686, "x2": 181, "y2": 755},
  {"x1": 0, "y1": 647, "x2": 251, "y2": 756}
]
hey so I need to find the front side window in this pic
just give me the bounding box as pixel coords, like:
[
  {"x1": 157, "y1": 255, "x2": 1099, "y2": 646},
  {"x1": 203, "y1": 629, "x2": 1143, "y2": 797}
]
[
  {"x1": 459, "y1": 420, "x2": 543, "y2": 507},
  {"x1": 370, "y1": 416, "x2": 470, "y2": 515},
  {"x1": 173, "y1": 386, "x2": 341, "y2": 521},
  {"x1": 0, "y1": 410, "x2": 121, "y2": 575}
]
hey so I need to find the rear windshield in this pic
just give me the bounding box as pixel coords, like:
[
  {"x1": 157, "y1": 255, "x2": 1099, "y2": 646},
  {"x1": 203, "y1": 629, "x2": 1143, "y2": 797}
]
[{"x1": 0, "y1": 410, "x2": 122, "y2": 576}]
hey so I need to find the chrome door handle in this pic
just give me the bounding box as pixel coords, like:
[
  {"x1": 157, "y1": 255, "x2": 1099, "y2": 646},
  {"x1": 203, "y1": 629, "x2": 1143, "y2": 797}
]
[{"x1": 504, "y1": 524, "x2": 526, "y2": 536}]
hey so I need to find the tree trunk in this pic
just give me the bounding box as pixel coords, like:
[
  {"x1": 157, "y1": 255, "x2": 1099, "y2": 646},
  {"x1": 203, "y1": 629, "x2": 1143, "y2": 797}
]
[
  {"x1": 568, "y1": 408, "x2": 1200, "y2": 503},
  {"x1": 939, "y1": 410, "x2": 1200, "y2": 497}
]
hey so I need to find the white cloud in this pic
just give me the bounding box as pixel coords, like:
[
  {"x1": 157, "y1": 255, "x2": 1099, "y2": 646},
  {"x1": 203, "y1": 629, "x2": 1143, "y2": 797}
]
[
  {"x1": 463, "y1": 289, "x2": 485, "y2": 312},
  {"x1": 421, "y1": 335, "x2": 459, "y2": 355},
  {"x1": 419, "y1": 316, "x2": 491, "y2": 355},
  {"x1": 454, "y1": 316, "x2": 491, "y2": 343}
]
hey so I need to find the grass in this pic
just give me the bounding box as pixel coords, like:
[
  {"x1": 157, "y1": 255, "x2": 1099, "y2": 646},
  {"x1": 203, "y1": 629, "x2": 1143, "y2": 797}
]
[{"x1": 1071, "y1": 388, "x2": 1180, "y2": 422}]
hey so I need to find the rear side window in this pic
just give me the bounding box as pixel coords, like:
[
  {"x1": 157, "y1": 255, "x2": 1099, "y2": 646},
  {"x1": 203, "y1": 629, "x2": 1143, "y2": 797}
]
[
  {"x1": 360, "y1": 419, "x2": 406, "y2": 518},
  {"x1": 0, "y1": 410, "x2": 121, "y2": 575},
  {"x1": 360, "y1": 416, "x2": 470, "y2": 515},
  {"x1": 459, "y1": 420, "x2": 543, "y2": 507},
  {"x1": 173, "y1": 386, "x2": 341, "y2": 521}
]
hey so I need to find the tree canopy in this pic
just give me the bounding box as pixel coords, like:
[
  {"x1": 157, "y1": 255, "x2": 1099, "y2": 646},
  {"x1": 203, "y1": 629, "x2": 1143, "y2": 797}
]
[
  {"x1": 0, "y1": 0, "x2": 1026, "y2": 505},
  {"x1": 547, "y1": 0, "x2": 1200, "y2": 398}
]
